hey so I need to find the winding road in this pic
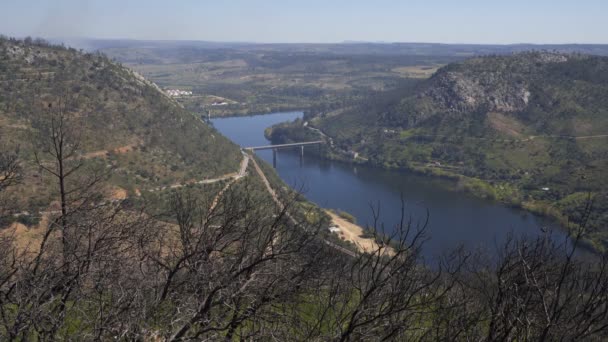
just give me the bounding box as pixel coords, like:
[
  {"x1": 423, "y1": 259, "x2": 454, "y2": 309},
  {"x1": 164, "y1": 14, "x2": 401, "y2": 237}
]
[
  {"x1": 247, "y1": 152, "x2": 357, "y2": 257},
  {"x1": 148, "y1": 151, "x2": 249, "y2": 192}
]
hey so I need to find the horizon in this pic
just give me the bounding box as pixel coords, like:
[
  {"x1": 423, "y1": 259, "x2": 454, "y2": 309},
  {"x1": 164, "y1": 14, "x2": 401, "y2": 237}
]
[
  {"x1": 1, "y1": 0, "x2": 607, "y2": 45},
  {"x1": 19, "y1": 36, "x2": 608, "y2": 47}
]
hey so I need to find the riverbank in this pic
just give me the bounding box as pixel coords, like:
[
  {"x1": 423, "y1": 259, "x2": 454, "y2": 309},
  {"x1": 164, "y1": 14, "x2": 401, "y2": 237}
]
[
  {"x1": 213, "y1": 111, "x2": 573, "y2": 259},
  {"x1": 264, "y1": 117, "x2": 597, "y2": 251},
  {"x1": 325, "y1": 210, "x2": 384, "y2": 254},
  {"x1": 318, "y1": 148, "x2": 603, "y2": 251},
  {"x1": 269, "y1": 123, "x2": 586, "y2": 249},
  {"x1": 206, "y1": 107, "x2": 307, "y2": 119}
]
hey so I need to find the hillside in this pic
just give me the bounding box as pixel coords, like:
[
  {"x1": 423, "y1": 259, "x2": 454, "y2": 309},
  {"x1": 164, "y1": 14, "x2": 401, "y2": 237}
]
[
  {"x1": 0, "y1": 38, "x2": 607, "y2": 340},
  {"x1": 270, "y1": 52, "x2": 608, "y2": 249},
  {"x1": 92, "y1": 40, "x2": 460, "y2": 117},
  {"x1": 0, "y1": 37, "x2": 241, "y2": 214}
]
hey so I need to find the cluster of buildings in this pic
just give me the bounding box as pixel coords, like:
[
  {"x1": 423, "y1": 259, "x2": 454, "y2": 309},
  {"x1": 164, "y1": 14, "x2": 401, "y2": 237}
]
[
  {"x1": 166, "y1": 89, "x2": 193, "y2": 97},
  {"x1": 211, "y1": 101, "x2": 229, "y2": 106}
]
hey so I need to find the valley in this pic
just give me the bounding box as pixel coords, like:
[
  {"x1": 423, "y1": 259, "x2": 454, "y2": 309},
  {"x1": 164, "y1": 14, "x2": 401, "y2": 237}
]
[
  {"x1": 91, "y1": 40, "x2": 608, "y2": 251},
  {"x1": 267, "y1": 52, "x2": 608, "y2": 250},
  {"x1": 212, "y1": 111, "x2": 569, "y2": 259},
  {"x1": 0, "y1": 34, "x2": 607, "y2": 340}
]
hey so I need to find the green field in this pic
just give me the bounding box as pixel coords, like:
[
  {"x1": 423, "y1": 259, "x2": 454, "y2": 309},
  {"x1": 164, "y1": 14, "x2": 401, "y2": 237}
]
[{"x1": 99, "y1": 44, "x2": 459, "y2": 117}]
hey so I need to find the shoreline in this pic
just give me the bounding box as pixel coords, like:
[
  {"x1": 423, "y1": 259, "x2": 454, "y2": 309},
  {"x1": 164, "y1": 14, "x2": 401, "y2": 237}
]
[
  {"x1": 325, "y1": 210, "x2": 385, "y2": 254},
  {"x1": 304, "y1": 147, "x2": 595, "y2": 250},
  {"x1": 207, "y1": 108, "x2": 306, "y2": 119},
  {"x1": 219, "y1": 111, "x2": 599, "y2": 254}
]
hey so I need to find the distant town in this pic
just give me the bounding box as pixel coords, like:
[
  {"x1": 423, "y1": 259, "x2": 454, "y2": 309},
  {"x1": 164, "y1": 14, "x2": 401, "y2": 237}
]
[{"x1": 165, "y1": 89, "x2": 192, "y2": 97}]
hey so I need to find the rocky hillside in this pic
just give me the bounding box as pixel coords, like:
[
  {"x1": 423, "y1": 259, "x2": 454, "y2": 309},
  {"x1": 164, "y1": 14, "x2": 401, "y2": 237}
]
[
  {"x1": 386, "y1": 52, "x2": 608, "y2": 135},
  {"x1": 273, "y1": 52, "x2": 608, "y2": 249},
  {"x1": 419, "y1": 53, "x2": 568, "y2": 114},
  {"x1": 0, "y1": 37, "x2": 241, "y2": 212}
]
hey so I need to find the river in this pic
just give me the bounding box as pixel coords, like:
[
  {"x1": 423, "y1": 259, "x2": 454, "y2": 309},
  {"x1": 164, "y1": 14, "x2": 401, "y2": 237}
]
[{"x1": 212, "y1": 111, "x2": 568, "y2": 259}]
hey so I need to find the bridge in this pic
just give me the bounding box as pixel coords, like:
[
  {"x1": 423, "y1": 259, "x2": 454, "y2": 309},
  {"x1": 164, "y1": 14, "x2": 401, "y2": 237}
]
[{"x1": 244, "y1": 141, "x2": 324, "y2": 168}]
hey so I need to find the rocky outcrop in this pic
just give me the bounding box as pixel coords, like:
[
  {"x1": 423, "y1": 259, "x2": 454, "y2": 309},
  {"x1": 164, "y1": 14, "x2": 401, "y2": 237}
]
[
  {"x1": 416, "y1": 52, "x2": 576, "y2": 115},
  {"x1": 423, "y1": 71, "x2": 531, "y2": 113}
]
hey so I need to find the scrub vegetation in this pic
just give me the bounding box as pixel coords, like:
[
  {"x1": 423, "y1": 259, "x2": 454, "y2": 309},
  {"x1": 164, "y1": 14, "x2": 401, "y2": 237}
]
[
  {"x1": 272, "y1": 52, "x2": 608, "y2": 250},
  {"x1": 1, "y1": 37, "x2": 608, "y2": 340}
]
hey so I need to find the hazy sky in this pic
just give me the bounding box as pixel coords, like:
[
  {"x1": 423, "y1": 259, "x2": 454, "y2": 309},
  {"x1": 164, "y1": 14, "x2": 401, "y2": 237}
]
[{"x1": 1, "y1": 0, "x2": 607, "y2": 44}]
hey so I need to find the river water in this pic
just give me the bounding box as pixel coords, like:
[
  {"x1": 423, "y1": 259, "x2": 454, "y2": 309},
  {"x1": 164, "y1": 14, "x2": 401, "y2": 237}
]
[{"x1": 212, "y1": 111, "x2": 568, "y2": 259}]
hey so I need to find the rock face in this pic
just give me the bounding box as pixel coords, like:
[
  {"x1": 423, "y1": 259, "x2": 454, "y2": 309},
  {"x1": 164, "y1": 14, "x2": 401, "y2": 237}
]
[
  {"x1": 411, "y1": 52, "x2": 577, "y2": 119},
  {"x1": 424, "y1": 70, "x2": 531, "y2": 113}
]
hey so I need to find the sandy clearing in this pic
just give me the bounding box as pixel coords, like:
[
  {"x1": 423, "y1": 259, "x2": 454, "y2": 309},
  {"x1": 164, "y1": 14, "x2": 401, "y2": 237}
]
[
  {"x1": 80, "y1": 142, "x2": 140, "y2": 160},
  {"x1": 109, "y1": 186, "x2": 128, "y2": 200},
  {"x1": 3, "y1": 214, "x2": 53, "y2": 254},
  {"x1": 325, "y1": 211, "x2": 384, "y2": 254},
  {"x1": 80, "y1": 150, "x2": 109, "y2": 159}
]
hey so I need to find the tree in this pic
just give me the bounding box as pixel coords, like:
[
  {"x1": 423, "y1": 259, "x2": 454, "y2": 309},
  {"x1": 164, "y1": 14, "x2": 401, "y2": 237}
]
[
  {"x1": 0, "y1": 96, "x2": 114, "y2": 339},
  {"x1": 1, "y1": 89, "x2": 608, "y2": 339},
  {"x1": 33, "y1": 98, "x2": 107, "y2": 262},
  {"x1": 0, "y1": 151, "x2": 20, "y2": 221},
  {"x1": 281, "y1": 201, "x2": 467, "y2": 341},
  {"x1": 132, "y1": 181, "x2": 326, "y2": 340},
  {"x1": 453, "y1": 199, "x2": 608, "y2": 341},
  {"x1": 0, "y1": 152, "x2": 20, "y2": 192}
]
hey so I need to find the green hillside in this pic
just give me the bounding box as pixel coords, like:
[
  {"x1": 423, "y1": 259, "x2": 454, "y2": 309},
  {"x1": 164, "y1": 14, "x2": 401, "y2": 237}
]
[
  {"x1": 0, "y1": 37, "x2": 241, "y2": 212},
  {"x1": 1, "y1": 38, "x2": 607, "y2": 341},
  {"x1": 270, "y1": 52, "x2": 608, "y2": 249}
]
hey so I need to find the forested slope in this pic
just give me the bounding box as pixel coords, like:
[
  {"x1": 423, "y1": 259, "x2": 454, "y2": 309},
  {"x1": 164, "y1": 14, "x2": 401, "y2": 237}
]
[
  {"x1": 0, "y1": 37, "x2": 241, "y2": 213},
  {"x1": 272, "y1": 52, "x2": 608, "y2": 249},
  {"x1": 0, "y1": 38, "x2": 607, "y2": 341}
]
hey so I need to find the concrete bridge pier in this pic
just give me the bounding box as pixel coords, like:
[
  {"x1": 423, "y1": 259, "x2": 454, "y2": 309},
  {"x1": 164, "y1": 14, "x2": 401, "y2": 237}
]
[
  {"x1": 300, "y1": 145, "x2": 304, "y2": 166},
  {"x1": 272, "y1": 149, "x2": 277, "y2": 168}
]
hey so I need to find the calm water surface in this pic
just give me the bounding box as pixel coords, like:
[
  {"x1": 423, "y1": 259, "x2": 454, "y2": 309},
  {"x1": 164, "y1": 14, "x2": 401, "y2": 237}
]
[{"x1": 212, "y1": 112, "x2": 568, "y2": 259}]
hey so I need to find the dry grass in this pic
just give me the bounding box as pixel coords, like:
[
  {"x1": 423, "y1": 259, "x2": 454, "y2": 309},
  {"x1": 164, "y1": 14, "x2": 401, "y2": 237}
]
[
  {"x1": 2, "y1": 214, "x2": 52, "y2": 255},
  {"x1": 487, "y1": 112, "x2": 525, "y2": 137},
  {"x1": 325, "y1": 210, "x2": 383, "y2": 254},
  {"x1": 392, "y1": 65, "x2": 440, "y2": 78}
]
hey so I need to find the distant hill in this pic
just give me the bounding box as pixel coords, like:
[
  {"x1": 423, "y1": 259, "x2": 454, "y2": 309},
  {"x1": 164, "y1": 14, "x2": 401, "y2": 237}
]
[
  {"x1": 83, "y1": 39, "x2": 608, "y2": 120},
  {"x1": 386, "y1": 52, "x2": 608, "y2": 135},
  {"x1": 0, "y1": 37, "x2": 241, "y2": 212},
  {"x1": 2, "y1": 40, "x2": 608, "y2": 341},
  {"x1": 272, "y1": 52, "x2": 608, "y2": 249},
  {"x1": 61, "y1": 38, "x2": 608, "y2": 57}
]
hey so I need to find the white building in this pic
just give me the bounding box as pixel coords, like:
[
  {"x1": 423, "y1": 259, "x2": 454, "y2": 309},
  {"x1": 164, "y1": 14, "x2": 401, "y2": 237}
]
[{"x1": 166, "y1": 89, "x2": 193, "y2": 97}]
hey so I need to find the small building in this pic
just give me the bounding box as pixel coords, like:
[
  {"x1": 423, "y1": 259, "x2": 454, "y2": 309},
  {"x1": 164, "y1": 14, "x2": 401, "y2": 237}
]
[
  {"x1": 328, "y1": 225, "x2": 341, "y2": 233},
  {"x1": 166, "y1": 89, "x2": 193, "y2": 97}
]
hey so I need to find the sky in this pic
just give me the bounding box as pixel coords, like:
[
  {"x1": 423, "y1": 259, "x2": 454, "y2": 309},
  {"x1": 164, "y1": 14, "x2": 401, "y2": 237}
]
[{"x1": 0, "y1": 0, "x2": 607, "y2": 44}]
